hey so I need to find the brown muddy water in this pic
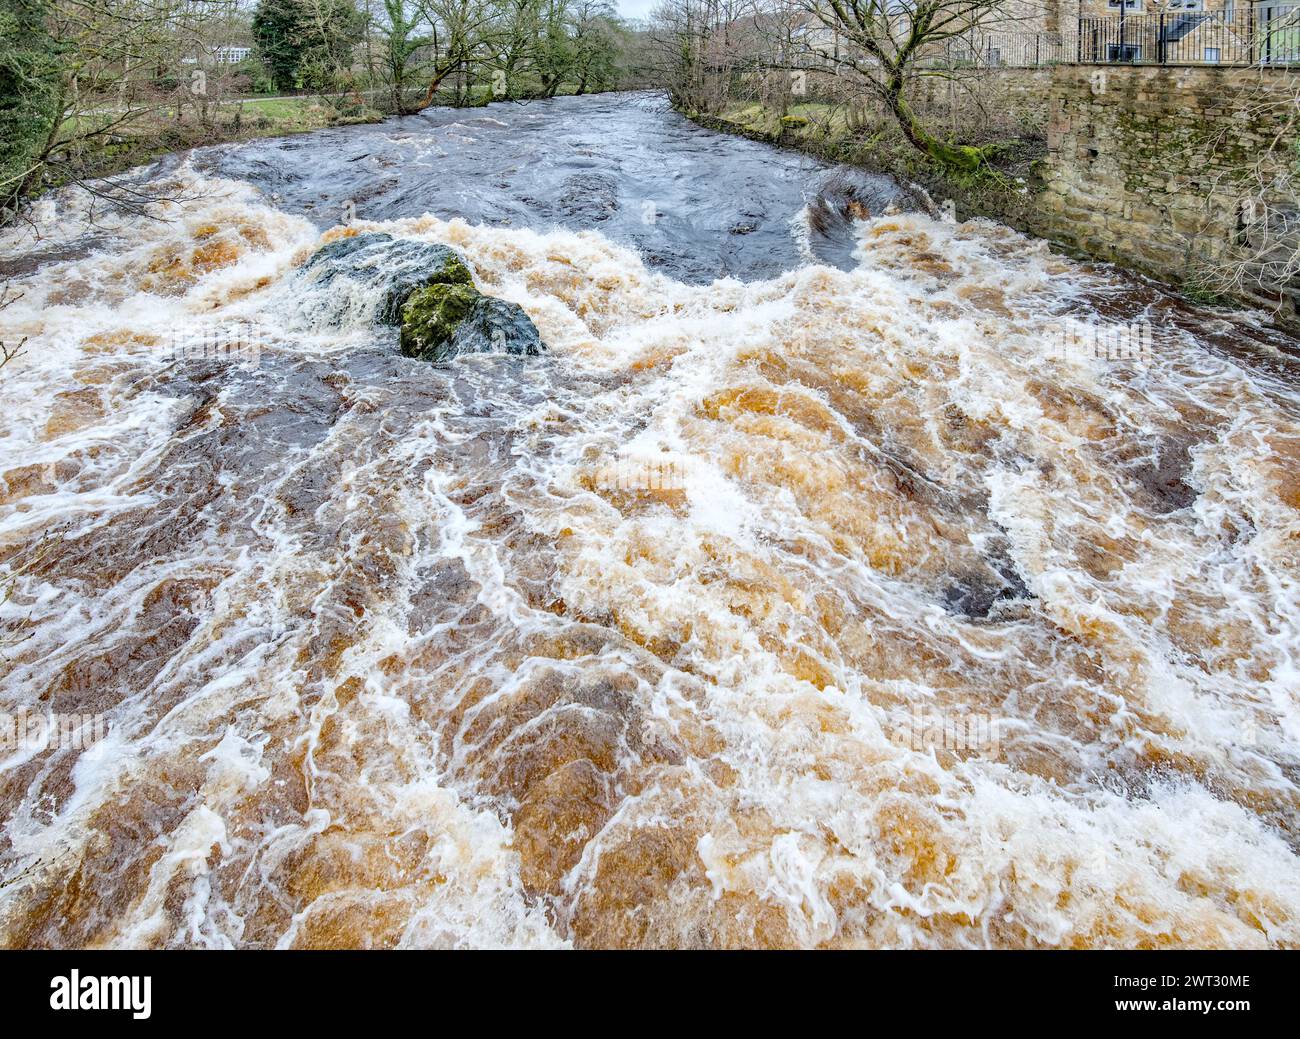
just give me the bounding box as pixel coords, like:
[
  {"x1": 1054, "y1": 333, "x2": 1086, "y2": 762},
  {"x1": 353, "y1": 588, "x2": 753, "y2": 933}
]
[{"x1": 1, "y1": 92, "x2": 1299, "y2": 949}]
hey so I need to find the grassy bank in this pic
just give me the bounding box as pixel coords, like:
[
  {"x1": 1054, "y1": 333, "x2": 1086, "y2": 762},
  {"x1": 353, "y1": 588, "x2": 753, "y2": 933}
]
[{"x1": 44, "y1": 96, "x2": 384, "y2": 191}]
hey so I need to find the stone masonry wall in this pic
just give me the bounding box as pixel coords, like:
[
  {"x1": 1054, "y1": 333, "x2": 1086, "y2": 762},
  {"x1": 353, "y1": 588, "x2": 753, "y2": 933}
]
[{"x1": 1037, "y1": 64, "x2": 1299, "y2": 320}]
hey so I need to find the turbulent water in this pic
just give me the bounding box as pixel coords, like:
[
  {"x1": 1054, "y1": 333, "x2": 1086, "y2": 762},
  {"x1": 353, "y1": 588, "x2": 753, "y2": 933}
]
[{"x1": 2, "y1": 92, "x2": 1300, "y2": 949}]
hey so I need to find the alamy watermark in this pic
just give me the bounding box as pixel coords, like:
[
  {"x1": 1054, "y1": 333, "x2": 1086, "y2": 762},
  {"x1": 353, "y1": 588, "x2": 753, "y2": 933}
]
[
  {"x1": 168, "y1": 319, "x2": 264, "y2": 366},
  {"x1": 1046, "y1": 317, "x2": 1153, "y2": 367},
  {"x1": 1, "y1": 711, "x2": 107, "y2": 754},
  {"x1": 892, "y1": 706, "x2": 1002, "y2": 759},
  {"x1": 50, "y1": 971, "x2": 150, "y2": 1019},
  {"x1": 593, "y1": 452, "x2": 685, "y2": 494}
]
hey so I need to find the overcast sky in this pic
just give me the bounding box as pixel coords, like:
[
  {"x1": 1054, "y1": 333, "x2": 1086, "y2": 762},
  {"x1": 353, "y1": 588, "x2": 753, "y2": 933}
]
[{"x1": 614, "y1": 0, "x2": 659, "y2": 21}]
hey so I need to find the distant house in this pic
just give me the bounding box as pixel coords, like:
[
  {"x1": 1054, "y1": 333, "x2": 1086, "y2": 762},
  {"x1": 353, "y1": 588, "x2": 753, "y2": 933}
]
[{"x1": 181, "y1": 46, "x2": 253, "y2": 66}]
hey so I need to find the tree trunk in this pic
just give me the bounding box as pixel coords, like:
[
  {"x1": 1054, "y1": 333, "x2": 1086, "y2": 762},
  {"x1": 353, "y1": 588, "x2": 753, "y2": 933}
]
[
  {"x1": 883, "y1": 81, "x2": 983, "y2": 172},
  {"x1": 412, "y1": 66, "x2": 453, "y2": 112},
  {"x1": 119, "y1": 49, "x2": 131, "y2": 110}
]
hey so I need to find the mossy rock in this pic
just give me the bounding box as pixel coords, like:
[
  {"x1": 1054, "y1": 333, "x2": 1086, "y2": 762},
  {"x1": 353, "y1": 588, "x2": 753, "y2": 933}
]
[
  {"x1": 400, "y1": 283, "x2": 482, "y2": 361},
  {"x1": 399, "y1": 285, "x2": 545, "y2": 363},
  {"x1": 302, "y1": 231, "x2": 476, "y2": 325},
  {"x1": 781, "y1": 115, "x2": 810, "y2": 129},
  {"x1": 301, "y1": 231, "x2": 543, "y2": 362},
  {"x1": 926, "y1": 138, "x2": 985, "y2": 173},
  {"x1": 453, "y1": 296, "x2": 544, "y2": 358},
  {"x1": 372, "y1": 245, "x2": 473, "y2": 324}
]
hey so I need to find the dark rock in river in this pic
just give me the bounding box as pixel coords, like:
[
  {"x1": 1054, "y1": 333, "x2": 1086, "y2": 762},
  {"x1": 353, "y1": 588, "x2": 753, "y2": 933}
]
[
  {"x1": 400, "y1": 286, "x2": 544, "y2": 363},
  {"x1": 303, "y1": 231, "x2": 475, "y2": 324},
  {"x1": 300, "y1": 231, "x2": 545, "y2": 363}
]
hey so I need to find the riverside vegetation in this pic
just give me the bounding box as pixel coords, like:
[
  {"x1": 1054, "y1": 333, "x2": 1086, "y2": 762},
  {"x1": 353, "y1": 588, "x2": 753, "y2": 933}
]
[{"x1": 0, "y1": 0, "x2": 633, "y2": 221}]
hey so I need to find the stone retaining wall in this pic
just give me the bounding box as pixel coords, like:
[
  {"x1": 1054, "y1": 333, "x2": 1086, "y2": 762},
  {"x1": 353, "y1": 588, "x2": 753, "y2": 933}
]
[{"x1": 1037, "y1": 65, "x2": 1298, "y2": 321}]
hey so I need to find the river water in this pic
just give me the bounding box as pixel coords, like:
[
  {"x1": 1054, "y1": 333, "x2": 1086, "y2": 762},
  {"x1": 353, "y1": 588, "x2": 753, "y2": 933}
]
[{"x1": 1, "y1": 92, "x2": 1299, "y2": 949}]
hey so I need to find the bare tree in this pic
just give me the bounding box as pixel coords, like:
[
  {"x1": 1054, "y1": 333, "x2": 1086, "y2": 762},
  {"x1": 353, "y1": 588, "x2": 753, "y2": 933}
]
[
  {"x1": 0, "y1": 288, "x2": 25, "y2": 376},
  {"x1": 569, "y1": 0, "x2": 621, "y2": 94},
  {"x1": 781, "y1": 0, "x2": 1034, "y2": 170},
  {"x1": 495, "y1": 0, "x2": 538, "y2": 95},
  {"x1": 643, "y1": 0, "x2": 760, "y2": 113},
  {"x1": 1201, "y1": 52, "x2": 1300, "y2": 319},
  {"x1": 2, "y1": 0, "x2": 244, "y2": 222},
  {"x1": 408, "y1": 0, "x2": 500, "y2": 107}
]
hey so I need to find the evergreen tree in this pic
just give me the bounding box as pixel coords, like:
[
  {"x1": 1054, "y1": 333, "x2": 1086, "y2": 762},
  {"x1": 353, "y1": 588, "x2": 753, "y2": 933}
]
[
  {"x1": 253, "y1": 0, "x2": 309, "y2": 92},
  {"x1": 381, "y1": 0, "x2": 429, "y2": 115},
  {"x1": 0, "y1": 0, "x2": 61, "y2": 214}
]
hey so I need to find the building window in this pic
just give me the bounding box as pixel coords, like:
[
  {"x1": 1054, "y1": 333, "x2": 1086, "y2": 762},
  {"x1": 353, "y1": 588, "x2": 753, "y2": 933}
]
[
  {"x1": 1204, "y1": 47, "x2": 1221, "y2": 62},
  {"x1": 1108, "y1": 44, "x2": 1143, "y2": 61},
  {"x1": 1108, "y1": 0, "x2": 1142, "y2": 9}
]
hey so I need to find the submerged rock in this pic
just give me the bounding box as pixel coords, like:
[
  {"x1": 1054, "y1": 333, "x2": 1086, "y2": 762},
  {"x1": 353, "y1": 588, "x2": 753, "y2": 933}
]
[{"x1": 300, "y1": 231, "x2": 545, "y2": 363}]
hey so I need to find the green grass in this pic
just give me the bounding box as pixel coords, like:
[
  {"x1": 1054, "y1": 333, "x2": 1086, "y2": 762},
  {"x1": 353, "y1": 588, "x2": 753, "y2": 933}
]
[
  {"x1": 40, "y1": 95, "x2": 361, "y2": 194},
  {"x1": 717, "y1": 101, "x2": 851, "y2": 138},
  {"x1": 238, "y1": 98, "x2": 315, "y2": 122}
]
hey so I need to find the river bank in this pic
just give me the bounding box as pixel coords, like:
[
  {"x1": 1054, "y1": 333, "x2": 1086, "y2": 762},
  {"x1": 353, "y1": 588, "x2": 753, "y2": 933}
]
[
  {"x1": 678, "y1": 73, "x2": 1300, "y2": 334},
  {"x1": 25, "y1": 85, "x2": 628, "y2": 213},
  {"x1": 681, "y1": 99, "x2": 1049, "y2": 240},
  {"x1": 33, "y1": 96, "x2": 385, "y2": 201}
]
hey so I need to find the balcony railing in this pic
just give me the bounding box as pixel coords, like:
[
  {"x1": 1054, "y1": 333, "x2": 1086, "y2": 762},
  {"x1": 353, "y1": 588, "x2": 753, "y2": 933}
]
[
  {"x1": 1075, "y1": 8, "x2": 1300, "y2": 65},
  {"x1": 942, "y1": 32, "x2": 1069, "y2": 68}
]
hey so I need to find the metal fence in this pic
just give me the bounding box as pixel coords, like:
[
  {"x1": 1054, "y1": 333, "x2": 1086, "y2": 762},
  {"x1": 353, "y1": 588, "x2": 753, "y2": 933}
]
[
  {"x1": 940, "y1": 9, "x2": 1300, "y2": 68},
  {"x1": 943, "y1": 32, "x2": 1068, "y2": 68},
  {"x1": 1076, "y1": 9, "x2": 1300, "y2": 65}
]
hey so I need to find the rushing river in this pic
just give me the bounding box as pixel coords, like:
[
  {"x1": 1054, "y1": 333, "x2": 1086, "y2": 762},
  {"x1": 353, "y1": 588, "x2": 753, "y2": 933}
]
[{"x1": 1, "y1": 92, "x2": 1299, "y2": 949}]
